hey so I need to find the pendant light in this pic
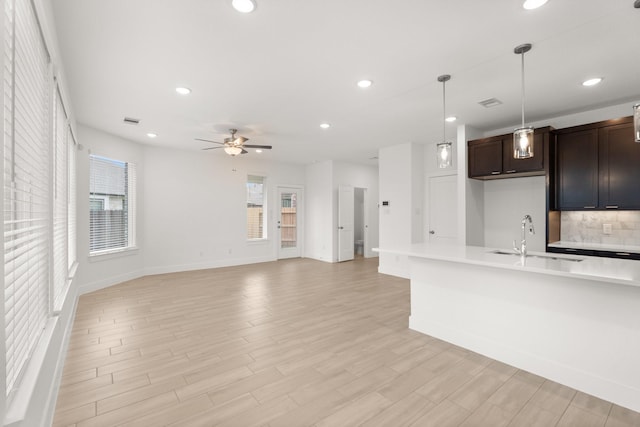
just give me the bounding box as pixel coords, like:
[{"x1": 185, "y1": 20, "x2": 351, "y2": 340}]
[
  {"x1": 436, "y1": 74, "x2": 452, "y2": 169},
  {"x1": 513, "y1": 43, "x2": 534, "y2": 159},
  {"x1": 634, "y1": 103, "x2": 640, "y2": 143}
]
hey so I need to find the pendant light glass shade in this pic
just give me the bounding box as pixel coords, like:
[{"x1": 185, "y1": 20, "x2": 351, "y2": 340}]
[
  {"x1": 437, "y1": 142, "x2": 452, "y2": 168},
  {"x1": 437, "y1": 74, "x2": 453, "y2": 169},
  {"x1": 513, "y1": 44, "x2": 534, "y2": 159},
  {"x1": 514, "y1": 126, "x2": 534, "y2": 158},
  {"x1": 634, "y1": 103, "x2": 640, "y2": 143}
]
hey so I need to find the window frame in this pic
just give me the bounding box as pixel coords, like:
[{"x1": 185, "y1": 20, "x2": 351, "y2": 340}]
[
  {"x1": 246, "y1": 174, "x2": 267, "y2": 241},
  {"x1": 88, "y1": 154, "x2": 137, "y2": 257}
]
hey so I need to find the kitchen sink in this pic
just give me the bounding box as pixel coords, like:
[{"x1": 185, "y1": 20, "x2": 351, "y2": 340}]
[{"x1": 488, "y1": 249, "x2": 584, "y2": 262}]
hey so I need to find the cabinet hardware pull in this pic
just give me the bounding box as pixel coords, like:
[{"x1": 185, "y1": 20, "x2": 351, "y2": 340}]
[
  {"x1": 490, "y1": 171, "x2": 500, "y2": 175},
  {"x1": 606, "y1": 205, "x2": 619, "y2": 209},
  {"x1": 505, "y1": 170, "x2": 516, "y2": 173},
  {"x1": 615, "y1": 252, "x2": 631, "y2": 256},
  {"x1": 565, "y1": 249, "x2": 577, "y2": 252},
  {"x1": 583, "y1": 206, "x2": 596, "y2": 209}
]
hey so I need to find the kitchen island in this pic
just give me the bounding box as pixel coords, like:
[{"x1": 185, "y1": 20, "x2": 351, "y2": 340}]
[{"x1": 375, "y1": 244, "x2": 640, "y2": 412}]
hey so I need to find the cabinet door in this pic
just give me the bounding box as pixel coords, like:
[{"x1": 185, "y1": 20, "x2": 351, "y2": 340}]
[
  {"x1": 503, "y1": 132, "x2": 545, "y2": 174},
  {"x1": 468, "y1": 139, "x2": 502, "y2": 178},
  {"x1": 599, "y1": 122, "x2": 640, "y2": 209},
  {"x1": 557, "y1": 128, "x2": 598, "y2": 209}
]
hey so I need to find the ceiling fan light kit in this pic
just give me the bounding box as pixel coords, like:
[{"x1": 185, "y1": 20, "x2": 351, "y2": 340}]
[{"x1": 196, "y1": 128, "x2": 272, "y2": 156}]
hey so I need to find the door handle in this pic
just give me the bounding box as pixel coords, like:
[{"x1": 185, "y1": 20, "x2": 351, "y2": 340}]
[
  {"x1": 338, "y1": 226, "x2": 344, "y2": 230},
  {"x1": 429, "y1": 230, "x2": 435, "y2": 235}
]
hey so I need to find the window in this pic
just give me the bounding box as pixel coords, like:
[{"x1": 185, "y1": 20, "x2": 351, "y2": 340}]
[
  {"x1": 4, "y1": 0, "x2": 51, "y2": 399},
  {"x1": 89, "y1": 155, "x2": 137, "y2": 254},
  {"x1": 247, "y1": 175, "x2": 266, "y2": 239}
]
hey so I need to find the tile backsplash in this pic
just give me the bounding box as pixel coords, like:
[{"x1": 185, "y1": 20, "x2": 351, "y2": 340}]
[{"x1": 561, "y1": 211, "x2": 640, "y2": 246}]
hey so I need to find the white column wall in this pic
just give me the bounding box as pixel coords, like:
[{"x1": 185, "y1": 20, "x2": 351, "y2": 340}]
[
  {"x1": 304, "y1": 161, "x2": 334, "y2": 262},
  {"x1": 378, "y1": 143, "x2": 423, "y2": 278}
]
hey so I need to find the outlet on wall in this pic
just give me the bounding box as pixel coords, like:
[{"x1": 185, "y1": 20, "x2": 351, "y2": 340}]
[{"x1": 603, "y1": 223, "x2": 612, "y2": 235}]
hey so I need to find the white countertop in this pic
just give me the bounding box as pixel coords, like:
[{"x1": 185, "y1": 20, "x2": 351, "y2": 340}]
[
  {"x1": 375, "y1": 243, "x2": 640, "y2": 288},
  {"x1": 548, "y1": 241, "x2": 640, "y2": 254}
]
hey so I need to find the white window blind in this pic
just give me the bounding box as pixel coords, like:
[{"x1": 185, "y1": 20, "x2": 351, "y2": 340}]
[
  {"x1": 246, "y1": 175, "x2": 266, "y2": 239},
  {"x1": 52, "y1": 86, "x2": 68, "y2": 309},
  {"x1": 89, "y1": 155, "x2": 136, "y2": 254},
  {"x1": 3, "y1": 0, "x2": 52, "y2": 398},
  {"x1": 67, "y1": 126, "x2": 76, "y2": 272}
]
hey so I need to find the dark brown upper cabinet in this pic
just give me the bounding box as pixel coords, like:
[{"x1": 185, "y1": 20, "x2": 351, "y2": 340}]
[
  {"x1": 556, "y1": 128, "x2": 599, "y2": 209},
  {"x1": 468, "y1": 127, "x2": 549, "y2": 179},
  {"x1": 598, "y1": 120, "x2": 640, "y2": 209},
  {"x1": 555, "y1": 116, "x2": 638, "y2": 210}
]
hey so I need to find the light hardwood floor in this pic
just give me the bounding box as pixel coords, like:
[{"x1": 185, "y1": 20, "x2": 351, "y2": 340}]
[{"x1": 53, "y1": 257, "x2": 640, "y2": 426}]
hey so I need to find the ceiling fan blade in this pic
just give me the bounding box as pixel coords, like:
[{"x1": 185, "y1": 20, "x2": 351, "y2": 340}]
[
  {"x1": 243, "y1": 144, "x2": 272, "y2": 149},
  {"x1": 240, "y1": 149, "x2": 248, "y2": 154},
  {"x1": 201, "y1": 146, "x2": 224, "y2": 150},
  {"x1": 195, "y1": 138, "x2": 224, "y2": 145}
]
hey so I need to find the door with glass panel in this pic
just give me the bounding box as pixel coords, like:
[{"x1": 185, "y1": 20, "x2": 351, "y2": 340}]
[{"x1": 277, "y1": 187, "x2": 303, "y2": 259}]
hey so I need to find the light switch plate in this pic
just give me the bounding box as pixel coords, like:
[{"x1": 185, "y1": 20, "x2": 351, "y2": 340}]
[{"x1": 603, "y1": 223, "x2": 612, "y2": 235}]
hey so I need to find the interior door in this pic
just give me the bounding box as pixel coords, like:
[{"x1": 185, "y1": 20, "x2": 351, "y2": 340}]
[
  {"x1": 428, "y1": 174, "x2": 458, "y2": 244},
  {"x1": 277, "y1": 187, "x2": 302, "y2": 259},
  {"x1": 338, "y1": 185, "x2": 354, "y2": 262}
]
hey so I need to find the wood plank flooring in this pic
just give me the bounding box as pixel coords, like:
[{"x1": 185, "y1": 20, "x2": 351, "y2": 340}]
[{"x1": 53, "y1": 257, "x2": 640, "y2": 426}]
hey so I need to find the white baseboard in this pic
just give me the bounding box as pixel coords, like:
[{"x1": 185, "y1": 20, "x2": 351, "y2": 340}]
[
  {"x1": 78, "y1": 269, "x2": 145, "y2": 295},
  {"x1": 143, "y1": 256, "x2": 277, "y2": 276}
]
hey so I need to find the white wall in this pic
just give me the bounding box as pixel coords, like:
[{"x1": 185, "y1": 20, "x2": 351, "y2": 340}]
[
  {"x1": 458, "y1": 125, "x2": 485, "y2": 246},
  {"x1": 75, "y1": 125, "x2": 146, "y2": 294},
  {"x1": 378, "y1": 143, "x2": 423, "y2": 278},
  {"x1": 142, "y1": 145, "x2": 305, "y2": 274},
  {"x1": 304, "y1": 161, "x2": 333, "y2": 262},
  {"x1": 484, "y1": 176, "x2": 546, "y2": 251}
]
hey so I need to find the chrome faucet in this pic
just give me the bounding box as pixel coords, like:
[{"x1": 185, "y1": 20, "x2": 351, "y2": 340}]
[{"x1": 514, "y1": 214, "x2": 535, "y2": 257}]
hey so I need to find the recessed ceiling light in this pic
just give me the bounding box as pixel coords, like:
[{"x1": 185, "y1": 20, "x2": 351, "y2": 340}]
[
  {"x1": 146, "y1": 133, "x2": 157, "y2": 138},
  {"x1": 582, "y1": 77, "x2": 603, "y2": 87},
  {"x1": 232, "y1": 0, "x2": 256, "y2": 13},
  {"x1": 175, "y1": 87, "x2": 191, "y2": 95},
  {"x1": 320, "y1": 123, "x2": 331, "y2": 129},
  {"x1": 523, "y1": 0, "x2": 548, "y2": 10},
  {"x1": 445, "y1": 116, "x2": 457, "y2": 122},
  {"x1": 357, "y1": 80, "x2": 373, "y2": 89}
]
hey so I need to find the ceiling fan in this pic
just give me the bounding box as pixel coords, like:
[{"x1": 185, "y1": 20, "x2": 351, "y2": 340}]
[{"x1": 196, "y1": 128, "x2": 272, "y2": 156}]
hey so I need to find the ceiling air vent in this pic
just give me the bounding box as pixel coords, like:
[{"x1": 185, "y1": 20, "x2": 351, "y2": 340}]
[
  {"x1": 478, "y1": 98, "x2": 503, "y2": 108},
  {"x1": 123, "y1": 117, "x2": 140, "y2": 125}
]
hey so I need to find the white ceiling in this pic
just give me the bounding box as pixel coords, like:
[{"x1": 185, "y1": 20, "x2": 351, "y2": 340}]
[{"x1": 50, "y1": 0, "x2": 640, "y2": 165}]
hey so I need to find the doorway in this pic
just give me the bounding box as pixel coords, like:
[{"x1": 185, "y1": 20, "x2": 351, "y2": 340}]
[
  {"x1": 338, "y1": 185, "x2": 368, "y2": 262},
  {"x1": 354, "y1": 188, "x2": 366, "y2": 258},
  {"x1": 277, "y1": 186, "x2": 303, "y2": 259}
]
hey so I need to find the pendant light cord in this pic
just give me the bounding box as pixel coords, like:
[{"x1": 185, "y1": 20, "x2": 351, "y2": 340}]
[
  {"x1": 442, "y1": 79, "x2": 446, "y2": 142},
  {"x1": 521, "y1": 51, "x2": 526, "y2": 129}
]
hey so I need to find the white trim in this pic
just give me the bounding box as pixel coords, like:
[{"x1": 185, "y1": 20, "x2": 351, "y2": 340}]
[
  {"x1": 78, "y1": 270, "x2": 145, "y2": 295},
  {"x1": 88, "y1": 246, "x2": 139, "y2": 262},
  {"x1": 143, "y1": 256, "x2": 277, "y2": 277}
]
